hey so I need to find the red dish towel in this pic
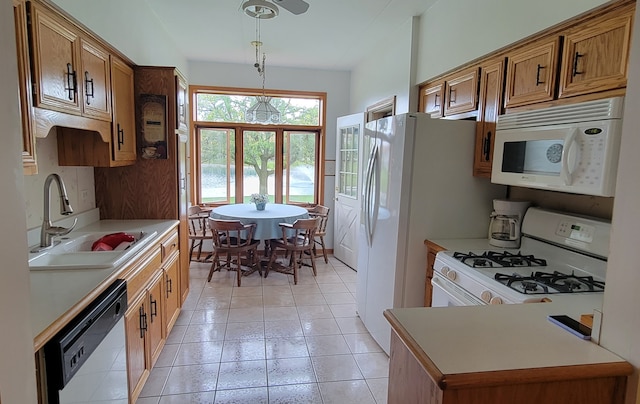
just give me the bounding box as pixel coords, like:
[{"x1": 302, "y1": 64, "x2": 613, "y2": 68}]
[{"x1": 91, "y1": 232, "x2": 135, "y2": 251}]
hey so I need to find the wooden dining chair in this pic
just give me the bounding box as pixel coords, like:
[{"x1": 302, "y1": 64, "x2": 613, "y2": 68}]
[
  {"x1": 307, "y1": 205, "x2": 330, "y2": 263},
  {"x1": 207, "y1": 218, "x2": 261, "y2": 286},
  {"x1": 266, "y1": 217, "x2": 321, "y2": 285},
  {"x1": 187, "y1": 205, "x2": 212, "y2": 262}
]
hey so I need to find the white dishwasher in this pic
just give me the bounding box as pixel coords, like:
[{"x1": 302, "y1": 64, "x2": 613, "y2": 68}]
[{"x1": 43, "y1": 279, "x2": 129, "y2": 403}]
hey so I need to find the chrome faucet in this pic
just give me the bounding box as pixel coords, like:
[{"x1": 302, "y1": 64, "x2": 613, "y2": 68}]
[{"x1": 33, "y1": 173, "x2": 78, "y2": 252}]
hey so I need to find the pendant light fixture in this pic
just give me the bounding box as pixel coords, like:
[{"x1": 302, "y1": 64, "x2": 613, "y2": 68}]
[{"x1": 245, "y1": 15, "x2": 281, "y2": 124}]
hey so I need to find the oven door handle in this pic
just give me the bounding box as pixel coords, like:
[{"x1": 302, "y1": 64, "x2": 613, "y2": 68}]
[{"x1": 432, "y1": 275, "x2": 484, "y2": 306}]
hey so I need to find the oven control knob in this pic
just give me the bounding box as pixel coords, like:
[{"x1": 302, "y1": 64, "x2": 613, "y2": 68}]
[
  {"x1": 481, "y1": 290, "x2": 493, "y2": 303},
  {"x1": 446, "y1": 269, "x2": 457, "y2": 281},
  {"x1": 489, "y1": 296, "x2": 503, "y2": 305},
  {"x1": 440, "y1": 266, "x2": 450, "y2": 276}
]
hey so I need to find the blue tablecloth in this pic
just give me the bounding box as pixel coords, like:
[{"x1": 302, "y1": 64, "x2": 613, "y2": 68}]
[{"x1": 210, "y1": 204, "x2": 309, "y2": 240}]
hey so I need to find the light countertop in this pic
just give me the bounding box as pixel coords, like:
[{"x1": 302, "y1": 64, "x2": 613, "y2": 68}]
[
  {"x1": 30, "y1": 219, "x2": 178, "y2": 350},
  {"x1": 385, "y1": 300, "x2": 630, "y2": 378}
]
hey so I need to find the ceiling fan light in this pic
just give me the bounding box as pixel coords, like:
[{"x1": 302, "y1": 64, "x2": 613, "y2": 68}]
[{"x1": 242, "y1": 0, "x2": 279, "y2": 19}]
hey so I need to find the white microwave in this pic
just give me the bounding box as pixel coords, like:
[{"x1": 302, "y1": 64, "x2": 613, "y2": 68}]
[{"x1": 491, "y1": 97, "x2": 624, "y2": 197}]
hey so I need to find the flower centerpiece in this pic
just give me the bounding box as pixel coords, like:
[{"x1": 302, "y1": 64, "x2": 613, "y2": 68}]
[{"x1": 250, "y1": 193, "x2": 269, "y2": 211}]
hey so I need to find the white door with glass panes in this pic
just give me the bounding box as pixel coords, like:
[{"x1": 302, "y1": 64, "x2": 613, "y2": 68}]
[{"x1": 334, "y1": 113, "x2": 364, "y2": 269}]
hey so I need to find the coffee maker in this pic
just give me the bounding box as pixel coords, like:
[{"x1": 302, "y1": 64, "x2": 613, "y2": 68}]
[{"x1": 488, "y1": 199, "x2": 531, "y2": 248}]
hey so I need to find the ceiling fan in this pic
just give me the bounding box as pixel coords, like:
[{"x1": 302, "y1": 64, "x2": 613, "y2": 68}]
[{"x1": 241, "y1": 0, "x2": 310, "y2": 19}]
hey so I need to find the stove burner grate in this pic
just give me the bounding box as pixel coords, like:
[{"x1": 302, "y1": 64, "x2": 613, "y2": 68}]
[
  {"x1": 494, "y1": 270, "x2": 605, "y2": 294},
  {"x1": 453, "y1": 251, "x2": 547, "y2": 269}
]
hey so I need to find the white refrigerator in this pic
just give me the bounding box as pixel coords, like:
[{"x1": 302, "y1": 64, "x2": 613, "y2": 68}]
[{"x1": 356, "y1": 113, "x2": 506, "y2": 354}]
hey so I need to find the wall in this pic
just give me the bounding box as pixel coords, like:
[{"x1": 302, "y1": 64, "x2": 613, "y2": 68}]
[
  {"x1": 416, "y1": 0, "x2": 608, "y2": 82},
  {"x1": 189, "y1": 61, "x2": 352, "y2": 249},
  {"x1": 51, "y1": 0, "x2": 187, "y2": 73},
  {"x1": 350, "y1": 16, "x2": 417, "y2": 113},
  {"x1": 600, "y1": 2, "x2": 640, "y2": 400},
  {"x1": 1, "y1": 0, "x2": 38, "y2": 401}
]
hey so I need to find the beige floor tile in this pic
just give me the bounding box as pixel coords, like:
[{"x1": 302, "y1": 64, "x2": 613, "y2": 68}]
[
  {"x1": 264, "y1": 320, "x2": 304, "y2": 338},
  {"x1": 136, "y1": 397, "x2": 160, "y2": 404},
  {"x1": 267, "y1": 383, "x2": 323, "y2": 403},
  {"x1": 314, "y1": 273, "x2": 344, "y2": 284},
  {"x1": 366, "y1": 378, "x2": 389, "y2": 404},
  {"x1": 231, "y1": 285, "x2": 263, "y2": 297},
  {"x1": 265, "y1": 337, "x2": 309, "y2": 359},
  {"x1": 318, "y1": 380, "x2": 376, "y2": 404},
  {"x1": 140, "y1": 367, "x2": 171, "y2": 397},
  {"x1": 343, "y1": 333, "x2": 384, "y2": 354},
  {"x1": 262, "y1": 271, "x2": 292, "y2": 286},
  {"x1": 224, "y1": 321, "x2": 265, "y2": 340},
  {"x1": 262, "y1": 293, "x2": 296, "y2": 307},
  {"x1": 301, "y1": 318, "x2": 341, "y2": 336},
  {"x1": 339, "y1": 272, "x2": 357, "y2": 284},
  {"x1": 304, "y1": 335, "x2": 351, "y2": 356},
  {"x1": 293, "y1": 293, "x2": 327, "y2": 306},
  {"x1": 174, "y1": 310, "x2": 194, "y2": 326},
  {"x1": 162, "y1": 363, "x2": 219, "y2": 395},
  {"x1": 318, "y1": 282, "x2": 350, "y2": 294},
  {"x1": 311, "y1": 354, "x2": 364, "y2": 382},
  {"x1": 345, "y1": 282, "x2": 357, "y2": 294},
  {"x1": 323, "y1": 292, "x2": 356, "y2": 305},
  {"x1": 262, "y1": 285, "x2": 293, "y2": 295},
  {"x1": 296, "y1": 305, "x2": 334, "y2": 320},
  {"x1": 230, "y1": 295, "x2": 264, "y2": 309},
  {"x1": 200, "y1": 287, "x2": 232, "y2": 299},
  {"x1": 182, "y1": 323, "x2": 227, "y2": 343},
  {"x1": 195, "y1": 297, "x2": 231, "y2": 310},
  {"x1": 189, "y1": 309, "x2": 229, "y2": 324},
  {"x1": 220, "y1": 339, "x2": 266, "y2": 362},
  {"x1": 216, "y1": 360, "x2": 268, "y2": 390},
  {"x1": 263, "y1": 306, "x2": 299, "y2": 322},
  {"x1": 290, "y1": 284, "x2": 322, "y2": 295},
  {"x1": 266, "y1": 357, "x2": 317, "y2": 386},
  {"x1": 158, "y1": 391, "x2": 214, "y2": 403},
  {"x1": 329, "y1": 303, "x2": 358, "y2": 318},
  {"x1": 213, "y1": 386, "x2": 268, "y2": 404},
  {"x1": 154, "y1": 343, "x2": 180, "y2": 368},
  {"x1": 353, "y1": 352, "x2": 390, "y2": 379},
  {"x1": 165, "y1": 325, "x2": 187, "y2": 345},
  {"x1": 227, "y1": 307, "x2": 264, "y2": 323},
  {"x1": 173, "y1": 341, "x2": 224, "y2": 366},
  {"x1": 335, "y1": 317, "x2": 368, "y2": 334}
]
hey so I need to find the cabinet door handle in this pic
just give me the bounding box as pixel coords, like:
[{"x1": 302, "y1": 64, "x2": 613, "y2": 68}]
[
  {"x1": 483, "y1": 131, "x2": 492, "y2": 161},
  {"x1": 535, "y1": 64, "x2": 544, "y2": 86},
  {"x1": 166, "y1": 275, "x2": 173, "y2": 297},
  {"x1": 65, "y1": 63, "x2": 77, "y2": 101},
  {"x1": 139, "y1": 307, "x2": 147, "y2": 338},
  {"x1": 150, "y1": 294, "x2": 158, "y2": 321},
  {"x1": 117, "y1": 124, "x2": 124, "y2": 150},
  {"x1": 572, "y1": 52, "x2": 584, "y2": 76},
  {"x1": 84, "y1": 71, "x2": 94, "y2": 105}
]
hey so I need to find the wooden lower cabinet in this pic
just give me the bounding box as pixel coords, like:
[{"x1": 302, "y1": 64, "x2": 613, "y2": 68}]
[
  {"x1": 163, "y1": 252, "x2": 181, "y2": 335},
  {"x1": 388, "y1": 330, "x2": 629, "y2": 404},
  {"x1": 124, "y1": 292, "x2": 148, "y2": 402},
  {"x1": 424, "y1": 240, "x2": 446, "y2": 307},
  {"x1": 146, "y1": 272, "x2": 165, "y2": 368}
]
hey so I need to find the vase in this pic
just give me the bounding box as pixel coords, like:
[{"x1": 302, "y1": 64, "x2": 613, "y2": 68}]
[{"x1": 255, "y1": 202, "x2": 266, "y2": 211}]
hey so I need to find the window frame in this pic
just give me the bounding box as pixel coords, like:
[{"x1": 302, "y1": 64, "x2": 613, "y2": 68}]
[{"x1": 189, "y1": 86, "x2": 327, "y2": 207}]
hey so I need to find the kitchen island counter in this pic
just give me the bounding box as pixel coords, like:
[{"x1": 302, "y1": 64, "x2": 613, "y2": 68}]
[
  {"x1": 30, "y1": 219, "x2": 178, "y2": 351},
  {"x1": 384, "y1": 303, "x2": 633, "y2": 403}
]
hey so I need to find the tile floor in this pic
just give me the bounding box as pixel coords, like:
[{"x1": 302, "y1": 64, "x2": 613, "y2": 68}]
[{"x1": 136, "y1": 255, "x2": 389, "y2": 403}]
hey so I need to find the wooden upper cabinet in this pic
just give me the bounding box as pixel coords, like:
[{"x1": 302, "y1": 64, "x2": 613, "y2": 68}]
[
  {"x1": 14, "y1": 0, "x2": 36, "y2": 175},
  {"x1": 176, "y1": 71, "x2": 188, "y2": 132},
  {"x1": 504, "y1": 38, "x2": 560, "y2": 108},
  {"x1": 110, "y1": 56, "x2": 136, "y2": 163},
  {"x1": 558, "y1": 3, "x2": 634, "y2": 99},
  {"x1": 29, "y1": 2, "x2": 81, "y2": 114},
  {"x1": 444, "y1": 66, "x2": 479, "y2": 116},
  {"x1": 420, "y1": 82, "x2": 444, "y2": 118},
  {"x1": 79, "y1": 38, "x2": 111, "y2": 121},
  {"x1": 474, "y1": 58, "x2": 506, "y2": 178}
]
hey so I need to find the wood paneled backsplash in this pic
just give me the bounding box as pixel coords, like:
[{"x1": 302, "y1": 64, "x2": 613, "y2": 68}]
[{"x1": 509, "y1": 186, "x2": 614, "y2": 220}]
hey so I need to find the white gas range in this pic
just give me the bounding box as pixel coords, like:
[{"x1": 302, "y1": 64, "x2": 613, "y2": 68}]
[{"x1": 432, "y1": 208, "x2": 610, "y2": 307}]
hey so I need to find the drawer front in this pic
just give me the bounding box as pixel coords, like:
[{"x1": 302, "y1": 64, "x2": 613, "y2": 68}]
[
  {"x1": 161, "y1": 231, "x2": 179, "y2": 262},
  {"x1": 126, "y1": 248, "x2": 162, "y2": 303}
]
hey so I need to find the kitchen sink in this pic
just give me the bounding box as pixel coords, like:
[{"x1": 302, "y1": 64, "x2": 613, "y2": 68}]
[{"x1": 28, "y1": 231, "x2": 157, "y2": 271}]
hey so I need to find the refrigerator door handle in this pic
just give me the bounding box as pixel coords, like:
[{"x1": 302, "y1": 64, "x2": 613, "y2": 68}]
[
  {"x1": 364, "y1": 143, "x2": 379, "y2": 247},
  {"x1": 363, "y1": 145, "x2": 374, "y2": 246}
]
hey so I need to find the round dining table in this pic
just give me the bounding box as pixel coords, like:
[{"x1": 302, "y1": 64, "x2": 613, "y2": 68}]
[{"x1": 209, "y1": 203, "x2": 309, "y2": 241}]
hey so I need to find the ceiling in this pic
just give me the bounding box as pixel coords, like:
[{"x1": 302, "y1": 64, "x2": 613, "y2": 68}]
[{"x1": 145, "y1": 0, "x2": 438, "y2": 71}]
